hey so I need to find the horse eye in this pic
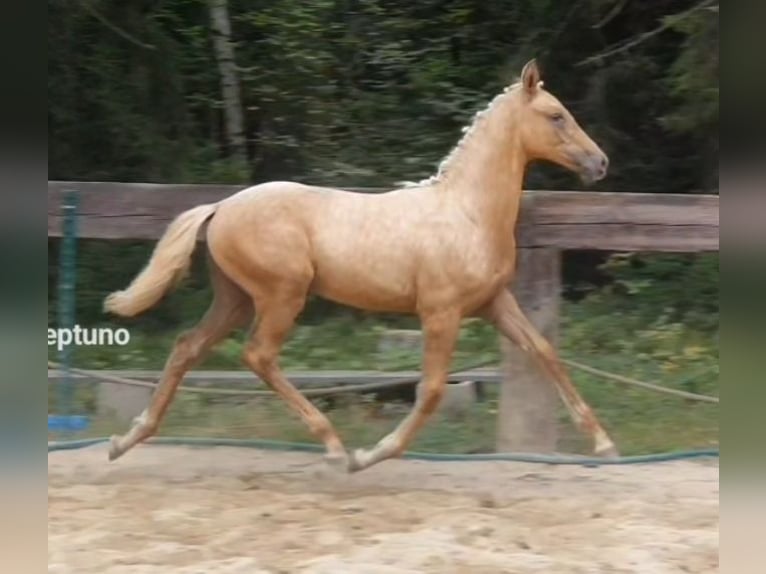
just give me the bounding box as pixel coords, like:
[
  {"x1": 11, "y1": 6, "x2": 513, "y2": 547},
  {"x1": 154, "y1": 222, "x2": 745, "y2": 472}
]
[{"x1": 551, "y1": 112, "x2": 565, "y2": 124}]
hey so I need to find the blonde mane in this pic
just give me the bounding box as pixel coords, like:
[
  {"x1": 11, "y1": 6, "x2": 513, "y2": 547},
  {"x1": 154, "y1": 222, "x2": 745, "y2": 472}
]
[{"x1": 401, "y1": 79, "x2": 543, "y2": 188}]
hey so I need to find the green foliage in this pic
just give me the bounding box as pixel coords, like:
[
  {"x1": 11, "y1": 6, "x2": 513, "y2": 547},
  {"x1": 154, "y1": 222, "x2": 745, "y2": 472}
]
[
  {"x1": 662, "y1": 6, "x2": 719, "y2": 137},
  {"x1": 581, "y1": 253, "x2": 719, "y2": 332},
  {"x1": 561, "y1": 253, "x2": 718, "y2": 399},
  {"x1": 49, "y1": 0, "x2": 718, "y2": 191}
]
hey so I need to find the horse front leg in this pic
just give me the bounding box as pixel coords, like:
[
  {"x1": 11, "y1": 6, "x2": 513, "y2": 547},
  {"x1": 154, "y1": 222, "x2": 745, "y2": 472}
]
[
  {"x1": 348, "y1": 309, "x2": 461, "y2": 472},
  {"x1": 486, "y1": 289, "x2": 619, "y2": 458}
]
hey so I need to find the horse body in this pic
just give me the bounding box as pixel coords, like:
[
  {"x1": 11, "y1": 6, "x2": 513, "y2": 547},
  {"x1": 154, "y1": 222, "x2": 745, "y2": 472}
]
[
  {"x1": 208, "y1": 180, "x2": 516, "y2": 315},
  {"x1": 104, "y1": 60, "x2": 618, "y2": 471}
]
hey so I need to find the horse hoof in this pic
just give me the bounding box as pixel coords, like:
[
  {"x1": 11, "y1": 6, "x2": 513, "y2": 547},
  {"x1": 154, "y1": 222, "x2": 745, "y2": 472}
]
[
  {"x1": 108, "y1": 435, "x2": 124, "y2": 462},
  {"x1": 346, "y1": 449, "x2": 368, "y2": 474},
  {"x1": 595, "y1": 444, "x2": 620, "y2": 459},
  {"x1": 323, "y1": 452, "x2": 351, "y2": 473}
]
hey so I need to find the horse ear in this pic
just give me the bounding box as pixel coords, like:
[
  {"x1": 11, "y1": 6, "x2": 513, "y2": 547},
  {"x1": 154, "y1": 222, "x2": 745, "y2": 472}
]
[{"x1": 520, "y1": 59, "x2": 541, "y2": 95}]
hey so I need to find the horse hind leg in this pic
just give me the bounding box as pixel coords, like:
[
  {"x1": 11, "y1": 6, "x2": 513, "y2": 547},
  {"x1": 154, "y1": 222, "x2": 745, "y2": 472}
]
[
  {"x1": 241, "y1": 289, "x2": 348, "y2": 468},
  {"x1": 108, "y1": 260, "x2": 252, "y2": 461},
  {"x1": 487, "y1": 289, "x2": 619, "y2": 458}
]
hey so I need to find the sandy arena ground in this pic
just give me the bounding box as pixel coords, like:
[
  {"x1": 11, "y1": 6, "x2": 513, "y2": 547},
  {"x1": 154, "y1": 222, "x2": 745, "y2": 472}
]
[{"x1": 48, "y1": 445, "x2": 718, "y2": 573}]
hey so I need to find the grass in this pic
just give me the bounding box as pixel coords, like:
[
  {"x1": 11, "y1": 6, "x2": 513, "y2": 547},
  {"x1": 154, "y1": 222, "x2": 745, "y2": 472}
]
[
  {"x1": 49, "y1": 294, "x2": 719, "y2": 457},
  {"x1": 50, "y1": 314, "x2": 501, "y2": 372}
]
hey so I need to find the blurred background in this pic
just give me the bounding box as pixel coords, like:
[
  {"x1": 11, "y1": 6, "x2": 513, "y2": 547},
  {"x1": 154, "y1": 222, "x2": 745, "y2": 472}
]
[{"x1": 47, "y1": 0, "x2": 718, "y2": 456}]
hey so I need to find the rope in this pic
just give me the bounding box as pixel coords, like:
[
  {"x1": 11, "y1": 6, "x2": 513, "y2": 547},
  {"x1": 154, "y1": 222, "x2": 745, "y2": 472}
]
[
  {"x1": 48, "y1": 356, "x2": 719, "y2": 403},
  {"x1": 562, "y1": 358, "x2": 719, "y2": 403},
  {"x1": 47, "y1": 436, "x2": 718, "y2": 466},
  {"x1": 47, "y1": 358, "x2": 498, "y2": 398}
]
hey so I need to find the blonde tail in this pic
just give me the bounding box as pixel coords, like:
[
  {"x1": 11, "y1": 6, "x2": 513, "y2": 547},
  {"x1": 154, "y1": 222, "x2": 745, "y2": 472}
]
[{"x1": 103, "y1": 203, "x2": 219, "y2": 317}]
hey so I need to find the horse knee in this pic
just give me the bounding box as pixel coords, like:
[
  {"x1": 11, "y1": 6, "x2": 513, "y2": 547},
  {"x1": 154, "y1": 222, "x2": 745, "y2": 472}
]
[
  {"x1": 171, "y1": 330, "x2": 206, "y2": 367},
  {"x1": 175, "y1": 329, "x2": 199, "y2": 349},
  {"x1": 242, "y1": 344, "x2": 276, "y2": 377}
]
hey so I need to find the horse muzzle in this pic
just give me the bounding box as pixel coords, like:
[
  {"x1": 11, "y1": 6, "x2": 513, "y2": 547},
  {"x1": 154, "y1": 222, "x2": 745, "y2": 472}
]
[
  {"x1": 579, "y1": 152, "x2": 609, "y2": 183},
  {"x1": 582, "y1": 153, "x2": 609, "y2": 182}
]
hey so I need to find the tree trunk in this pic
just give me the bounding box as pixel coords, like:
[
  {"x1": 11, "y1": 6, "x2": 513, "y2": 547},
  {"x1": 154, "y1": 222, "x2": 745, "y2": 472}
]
[{"x1": 208, "y1": 0, "x2": 246, "y2": 165}]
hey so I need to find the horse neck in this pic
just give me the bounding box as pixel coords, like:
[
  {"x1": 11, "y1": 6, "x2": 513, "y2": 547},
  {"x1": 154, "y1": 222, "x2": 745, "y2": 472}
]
[{"x1": 437, "y1": 99, "x2": 527, "y2": 253}]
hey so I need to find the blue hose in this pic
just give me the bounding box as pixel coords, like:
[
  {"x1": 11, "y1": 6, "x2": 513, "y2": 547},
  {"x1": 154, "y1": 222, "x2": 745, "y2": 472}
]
[{"x1": 47, "y1": 436, "x2": 719, "y2": 466}]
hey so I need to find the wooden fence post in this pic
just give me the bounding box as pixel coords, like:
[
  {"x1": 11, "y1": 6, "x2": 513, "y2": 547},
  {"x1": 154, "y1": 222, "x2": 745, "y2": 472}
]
[{"x1": 495, "y1": 247, "x2": 562, "y2": 453}]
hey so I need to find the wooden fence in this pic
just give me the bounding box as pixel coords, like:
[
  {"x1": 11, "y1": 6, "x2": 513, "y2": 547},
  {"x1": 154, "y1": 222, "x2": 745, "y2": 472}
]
[{"x1": 47, "y1": 181, "x2": 719, "y2": 453}]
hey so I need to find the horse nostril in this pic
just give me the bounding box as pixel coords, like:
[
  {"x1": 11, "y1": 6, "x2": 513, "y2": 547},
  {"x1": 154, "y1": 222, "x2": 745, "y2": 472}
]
[{"x1": 579, "y1": 153, "x2": 608, "y2": 182}]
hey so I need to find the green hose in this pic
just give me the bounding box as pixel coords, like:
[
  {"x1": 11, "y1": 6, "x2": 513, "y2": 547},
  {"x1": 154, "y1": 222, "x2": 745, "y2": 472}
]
[{"x1": 48, "y1": 436, "x2": 718, "y2": 466}]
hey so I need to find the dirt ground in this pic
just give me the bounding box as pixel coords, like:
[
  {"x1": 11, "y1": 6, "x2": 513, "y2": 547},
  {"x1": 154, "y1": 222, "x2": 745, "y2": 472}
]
[{"x1": 48, "y1": 445, "x2": 719, "y2": 574}]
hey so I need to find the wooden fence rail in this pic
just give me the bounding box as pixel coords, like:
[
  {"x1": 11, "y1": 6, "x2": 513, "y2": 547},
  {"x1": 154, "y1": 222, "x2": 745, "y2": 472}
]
[
  {"x1": 47, "y1": 181, "x2": 719, "y2": 454},
  {"x1": 48, "y1": 181, "x2": 718, "y2": 252}
]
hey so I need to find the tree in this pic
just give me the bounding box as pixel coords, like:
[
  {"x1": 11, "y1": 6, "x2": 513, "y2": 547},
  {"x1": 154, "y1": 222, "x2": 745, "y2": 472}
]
[{"x1": 208, "y1": 0, "x2": 247, "y2": 168}]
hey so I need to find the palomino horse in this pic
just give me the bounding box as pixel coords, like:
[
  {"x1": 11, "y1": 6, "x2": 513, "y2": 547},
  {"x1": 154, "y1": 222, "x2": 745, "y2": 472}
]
[{"x1": 105, "y1": 60, "x2": 617, "y2": 472}]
